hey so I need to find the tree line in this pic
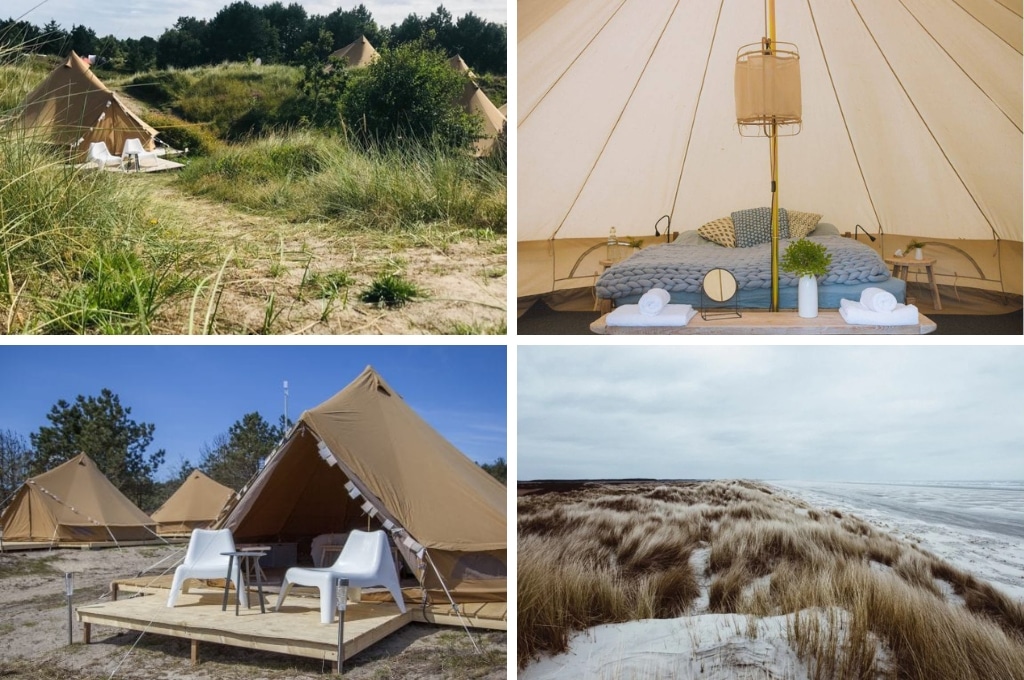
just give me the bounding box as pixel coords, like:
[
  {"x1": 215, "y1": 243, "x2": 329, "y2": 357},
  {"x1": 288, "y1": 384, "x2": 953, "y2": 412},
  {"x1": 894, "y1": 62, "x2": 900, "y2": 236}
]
[
  {"x1": 0, "y1": 389, "x2": 505, "y2": 515},
  {"x1": 0, "y1": 2, "x2": 506, "y2": 75}
]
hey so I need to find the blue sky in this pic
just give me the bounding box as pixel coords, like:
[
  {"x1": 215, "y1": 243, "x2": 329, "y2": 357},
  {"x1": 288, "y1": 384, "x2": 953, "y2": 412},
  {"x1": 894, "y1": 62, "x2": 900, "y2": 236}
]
[
  {"x1": 519, "y1": 345, "x2": 1024, "y2": 482},
  {"x1": 0, "y1": 345, "x2": 506, "y2": 480},
  {"x1": 6, "y1": 1, "x2": 506, "y2": 40}
]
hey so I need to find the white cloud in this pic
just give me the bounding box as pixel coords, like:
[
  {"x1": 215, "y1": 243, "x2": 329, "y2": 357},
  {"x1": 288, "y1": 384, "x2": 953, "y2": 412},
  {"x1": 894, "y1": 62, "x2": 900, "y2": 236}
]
[{"x1": 518, "y1": 346, "x2": 1024, "y2": 482}]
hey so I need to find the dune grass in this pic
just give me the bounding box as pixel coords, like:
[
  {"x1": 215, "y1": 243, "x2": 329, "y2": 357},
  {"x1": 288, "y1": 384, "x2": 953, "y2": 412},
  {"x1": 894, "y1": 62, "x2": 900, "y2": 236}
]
[
  {"x1": 175, "y1": 131, "x2": 506, "y2": 234},
  {"x1": 517, "y1": 481, "x2": 1024, "y2": 678}
]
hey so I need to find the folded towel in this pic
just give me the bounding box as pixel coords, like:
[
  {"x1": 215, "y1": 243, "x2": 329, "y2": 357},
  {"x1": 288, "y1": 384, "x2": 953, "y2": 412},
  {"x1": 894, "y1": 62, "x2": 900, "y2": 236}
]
[
  {"x1": 638, "y1": 288, "x2": 672, "y2": 316},
  {"x1": 839, "y1": 298, "x2": 919, "y2": 326},
  {"x1": 859, "y1": 287, "x2": 898, "y2": 313},
  {"x1": 607, "y1": 304, "x2": 697, "y2": 327}
]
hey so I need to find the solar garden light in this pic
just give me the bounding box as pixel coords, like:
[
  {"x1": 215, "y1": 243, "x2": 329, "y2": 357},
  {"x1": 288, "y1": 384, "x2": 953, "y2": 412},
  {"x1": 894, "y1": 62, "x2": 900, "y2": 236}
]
[
  {"x1": 64, "y1": 572, "x2": 74, "y2": 645},
  {"x1": 335, "y1": 577, "x2": 349, "y2": 674}
]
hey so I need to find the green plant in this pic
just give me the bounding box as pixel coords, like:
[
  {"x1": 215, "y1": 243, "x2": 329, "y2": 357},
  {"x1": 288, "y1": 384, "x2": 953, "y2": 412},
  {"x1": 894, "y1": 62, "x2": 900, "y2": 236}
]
[
  {"x1": 627, "y1": 238, "x2": 644, "y2": 249},
  {"x1": 301, "y1": 270, "x2": 354, "y2": 299},
  {"x1": 905, "y1": 239, "x2": 926, "y2": 251},
  {"x1": 781, "y1": 238, "x2": 832, "y2": 278},
  {"x1": 360, "y1": 273, "x2": 422, "y2": 308}
]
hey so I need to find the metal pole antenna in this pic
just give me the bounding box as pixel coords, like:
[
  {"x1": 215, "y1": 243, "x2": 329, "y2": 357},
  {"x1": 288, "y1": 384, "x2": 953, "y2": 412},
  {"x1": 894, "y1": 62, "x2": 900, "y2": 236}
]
[
  {"x1": 335, "y1": 577, "x2": 349, "y2": 674},
  {"x1": 283, "y1": 380, "x2": 289, "y2": 426}
]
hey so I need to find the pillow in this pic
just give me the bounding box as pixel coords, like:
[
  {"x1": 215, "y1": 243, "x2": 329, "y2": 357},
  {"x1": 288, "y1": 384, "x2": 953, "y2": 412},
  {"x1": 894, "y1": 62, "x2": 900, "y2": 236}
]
[
  {"x1": 731, "y1": 207, "x2": 790, "y2": 247},
  {"x1": 787, "y1": 210, "x2": 823, "y2": 239},
  {"x1": 696, "y1": 217, "x2": 736, "y2": 247}
]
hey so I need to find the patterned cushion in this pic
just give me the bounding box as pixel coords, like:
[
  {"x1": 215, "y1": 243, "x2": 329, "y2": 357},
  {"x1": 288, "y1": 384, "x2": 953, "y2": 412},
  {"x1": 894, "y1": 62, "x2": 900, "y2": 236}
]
[
  {"x1": 731, "y1": 207, "x2": 790, "y2": 247},
  {"x1": 787, "y1": 210, "x2": 823, "y2": 239},
  {"x1": 697, "y1": 217, "x2": 736, "y2": 247}
]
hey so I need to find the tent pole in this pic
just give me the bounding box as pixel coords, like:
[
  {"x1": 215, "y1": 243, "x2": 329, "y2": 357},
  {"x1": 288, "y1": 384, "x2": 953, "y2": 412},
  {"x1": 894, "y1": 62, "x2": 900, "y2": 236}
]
[
  {"x1": 767, "y1": 0, "x2": 780, "y2": 312},
  {"x1": 424, "y1": 551, "x2": 481, "y2": 654}
]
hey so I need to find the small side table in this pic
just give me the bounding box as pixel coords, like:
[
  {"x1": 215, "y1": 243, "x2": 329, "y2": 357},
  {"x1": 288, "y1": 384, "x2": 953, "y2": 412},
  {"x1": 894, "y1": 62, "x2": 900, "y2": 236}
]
[
  {"x1": 884, "y1": 255, "x2": 942, "y2": 311},
  {"x1": 221, "y1": 550, "x2": 267, "y2": 615}
]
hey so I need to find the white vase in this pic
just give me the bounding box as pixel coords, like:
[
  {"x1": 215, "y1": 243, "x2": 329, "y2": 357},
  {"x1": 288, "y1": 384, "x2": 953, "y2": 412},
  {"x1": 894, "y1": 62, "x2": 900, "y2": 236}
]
[
  {"x1": 914, "y1": 247, "x2": 923, "y2": 260},
  {"x1": 798, "y1": 275, "x2": 818, "y2": 318}
]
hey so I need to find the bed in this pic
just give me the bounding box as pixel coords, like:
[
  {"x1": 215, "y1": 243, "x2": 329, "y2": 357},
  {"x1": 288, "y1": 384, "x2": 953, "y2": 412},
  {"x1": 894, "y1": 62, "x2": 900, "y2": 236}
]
[{"x1": 596, "y1": 223, "x2": 905, "y2": 309}]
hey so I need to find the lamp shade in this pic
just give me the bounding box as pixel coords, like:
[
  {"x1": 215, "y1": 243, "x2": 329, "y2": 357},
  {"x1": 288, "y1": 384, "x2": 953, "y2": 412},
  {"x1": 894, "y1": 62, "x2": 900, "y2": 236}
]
[{"x1": 735, "y1": 43, "x2": 801, "y2": 134}]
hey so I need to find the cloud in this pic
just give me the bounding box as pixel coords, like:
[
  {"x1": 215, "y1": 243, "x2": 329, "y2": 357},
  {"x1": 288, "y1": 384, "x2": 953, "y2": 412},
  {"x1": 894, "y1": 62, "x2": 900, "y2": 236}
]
[{"x1": 518, "y1": 346, "x2": 1024, "y2": 482}]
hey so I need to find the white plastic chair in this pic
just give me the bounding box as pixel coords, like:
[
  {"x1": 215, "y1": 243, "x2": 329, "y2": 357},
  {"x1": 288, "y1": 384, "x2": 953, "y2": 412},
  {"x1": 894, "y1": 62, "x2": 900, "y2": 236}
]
[
  {"x1": 121, "y1": 137, "x2": 159, "y2": 170},
  {"x1": 275, "y1": 530, "x2": 405, "y2": 623},
  {"x1": 167, "y1": 528, "x2": 246, "y2": 608},
  {"x1": 85, "y1": 141, "x2": 122, "y2": 170}
]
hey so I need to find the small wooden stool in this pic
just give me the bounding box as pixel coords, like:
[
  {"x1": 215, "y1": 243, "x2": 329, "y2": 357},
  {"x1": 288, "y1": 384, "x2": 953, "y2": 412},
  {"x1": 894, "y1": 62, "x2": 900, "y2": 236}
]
[{"x1": 884, "y1": 255, "x2": 942, "y2": 311}]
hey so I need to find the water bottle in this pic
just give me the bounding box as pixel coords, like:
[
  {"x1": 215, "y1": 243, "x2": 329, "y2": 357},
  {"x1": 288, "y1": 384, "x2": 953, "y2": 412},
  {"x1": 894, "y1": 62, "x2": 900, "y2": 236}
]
[{"x1": 607, "y1": 227, "x2": 616, "y2": 259}]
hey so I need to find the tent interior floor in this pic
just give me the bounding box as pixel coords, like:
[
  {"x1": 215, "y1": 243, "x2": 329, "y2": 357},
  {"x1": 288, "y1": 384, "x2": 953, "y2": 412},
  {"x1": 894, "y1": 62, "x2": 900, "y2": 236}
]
[{"x1": 518, "y1": 285, "x2": 1023, "y2": 335}]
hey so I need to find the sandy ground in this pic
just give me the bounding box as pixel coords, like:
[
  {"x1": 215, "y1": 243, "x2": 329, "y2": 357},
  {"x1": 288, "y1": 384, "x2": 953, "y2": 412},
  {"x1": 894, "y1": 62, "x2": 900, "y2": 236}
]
[
  {"x1": 142, "y1": 177, "x2": 507, "y2": 335},
  {"x1": 0, "y1": 545, "x2": 506, "y2": 679}
]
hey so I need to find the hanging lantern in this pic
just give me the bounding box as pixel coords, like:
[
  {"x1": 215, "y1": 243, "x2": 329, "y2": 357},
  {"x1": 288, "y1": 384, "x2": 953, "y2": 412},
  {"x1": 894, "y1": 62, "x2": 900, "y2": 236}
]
[{"x1": 735, "y1": 40, "x2": 802, "y2": 136}]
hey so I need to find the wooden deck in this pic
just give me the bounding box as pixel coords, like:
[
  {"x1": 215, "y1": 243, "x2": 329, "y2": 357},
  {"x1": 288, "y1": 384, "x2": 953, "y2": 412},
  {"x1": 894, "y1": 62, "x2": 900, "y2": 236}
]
[
  {"x1": 0, "y1": 538, "x2": 184, "y2": 552},
  {"x1": 77, "y1": 592, "x2": 411, "y2": 667},
  {"x1": 591, "y1": 310, "x2": 937, "y2": 334},
  {"x1": 110, "y1": 576, "x2": 508, "y2": 631}
]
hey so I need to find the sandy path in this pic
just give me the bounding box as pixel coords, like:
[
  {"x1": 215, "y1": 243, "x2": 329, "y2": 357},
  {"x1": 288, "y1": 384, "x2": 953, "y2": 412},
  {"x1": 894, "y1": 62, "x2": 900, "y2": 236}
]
[{"x1": 141, "y1": 177, "x2": 506, "y2": 335}]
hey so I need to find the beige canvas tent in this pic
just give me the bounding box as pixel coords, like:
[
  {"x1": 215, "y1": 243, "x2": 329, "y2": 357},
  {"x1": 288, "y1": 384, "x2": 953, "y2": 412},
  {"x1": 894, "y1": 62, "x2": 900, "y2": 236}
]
[
  {"x1": 330, "y1": 35, "x2": 379, "y2": 68},
  {"x1": 151, "y1": 470, "x2": 235, "y2": 536},
  {"x1": 17, "y1": 51, "x2": 158, "y2": 159},
  {"x1": 218, "y1": 366, "x2": 506, "y2": 603},
  {"x1": 459, "y1": 81, "x2": 506, "y2": 156},
  {"x1": 0, "y1": 453, "x2": 156, "y2": 543},
  {"x1": 518, "y1": 0, "x2": 1023, "y2": 303},
  {"x1": 448, "y1": 54, "x2": 473, "y2": 77}
]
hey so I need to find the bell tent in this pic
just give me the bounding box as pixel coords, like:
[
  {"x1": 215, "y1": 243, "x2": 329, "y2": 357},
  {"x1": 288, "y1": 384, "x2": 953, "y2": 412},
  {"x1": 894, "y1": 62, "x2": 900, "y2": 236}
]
[
  {"x1": 218, "y1": 366, "x2": 506, "y2": 604},
  {"x1": 17, "y1": 51, "x2": 158, "y2": 159},
  {"x1": 0, "y1": 453, "x2": 156, "y2": 544},
  {"x1": 459, "y1": 81, "x2": 507, "y2": 156},
  {"x1": 151, "y1": 470, "x2": 235, "y2": 536},
  {"x1": 517, "y1": 0, "x2": 1023, "y2": 304},
  {"x1": 330, "y1": 35, "x2": 379, "y2": 68}
]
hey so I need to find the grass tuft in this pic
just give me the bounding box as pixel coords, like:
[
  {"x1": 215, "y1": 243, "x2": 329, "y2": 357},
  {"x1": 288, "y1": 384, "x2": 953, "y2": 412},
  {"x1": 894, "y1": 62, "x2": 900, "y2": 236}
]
[{"x1": 359, "y1": 273, "x2": 422, "y2": 308}]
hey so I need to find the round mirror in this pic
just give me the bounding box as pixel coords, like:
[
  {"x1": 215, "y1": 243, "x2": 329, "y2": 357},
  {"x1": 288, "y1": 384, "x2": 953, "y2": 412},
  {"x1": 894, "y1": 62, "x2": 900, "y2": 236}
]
[{"x1": 702, "y1": 268, "x2": 737, "y2": 302}]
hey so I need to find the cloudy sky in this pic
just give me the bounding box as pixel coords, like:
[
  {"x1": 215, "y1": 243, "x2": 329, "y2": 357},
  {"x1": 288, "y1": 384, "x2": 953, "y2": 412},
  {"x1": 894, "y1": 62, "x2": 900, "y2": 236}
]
[
  {"x1": 0, "y1": 345, "x2": 506, "y2": 480},
  {"x1": 6, "y1": 0, "x2": 506, "y2": 40},
  {"x1": 519, "y1": 346, "x2": 1024, "y2": 482}
]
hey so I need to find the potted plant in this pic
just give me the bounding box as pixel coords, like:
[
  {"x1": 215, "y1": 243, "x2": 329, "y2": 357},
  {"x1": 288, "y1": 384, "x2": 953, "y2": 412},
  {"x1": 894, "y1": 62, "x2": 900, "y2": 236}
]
[
  {"x1": 905, "y1": 239, "x2": 926, "y2": 260},
  {"x1": 627, "y1": 238, "x2": 644, "y2": 252},
  {"x1": 781, "y1": 238, "x2": 833, "y2": 318}
]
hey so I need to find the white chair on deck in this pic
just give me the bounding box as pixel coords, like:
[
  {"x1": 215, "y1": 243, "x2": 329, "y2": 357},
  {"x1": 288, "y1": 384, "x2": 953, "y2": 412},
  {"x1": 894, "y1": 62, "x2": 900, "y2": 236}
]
[
  {"x1": 275, "y1": 530, "x2": 405, "y2": 624},
  {"x1": 121, "y1": 137, "x2": 159, "y2": 170},
  {"x1": 85, "y1": 141, "x2": 122, "y2": 170},
  {"x1": 167, "y1": 528, "x2": 246, "y2": 608}
]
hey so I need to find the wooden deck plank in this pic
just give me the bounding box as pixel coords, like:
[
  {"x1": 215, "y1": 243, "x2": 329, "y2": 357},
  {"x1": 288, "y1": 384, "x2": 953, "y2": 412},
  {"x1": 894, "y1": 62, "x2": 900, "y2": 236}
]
[
  {"x1": 591, "y1": 310, "x2": 937, "y2": 334},
  {"x1": 111, "y1": 577, "x2": 507, "y2": 631},
  {"x1": 77, "y1": 592, "x2": 411, "y2": 663}
]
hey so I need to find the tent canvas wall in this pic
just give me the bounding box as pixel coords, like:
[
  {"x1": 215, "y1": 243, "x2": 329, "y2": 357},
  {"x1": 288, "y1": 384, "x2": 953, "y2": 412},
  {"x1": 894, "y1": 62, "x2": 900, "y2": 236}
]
[
  {"x1": 459, "y1": 81, "x2": 507, "y2": 156},
  {"x1": 518, "y1": 0, "x2": 1023, "y2": 302},
  {"x1": 151, "y1": 470, "x2": 235, "y2": 536},
  {"x1": 17, "y1": 51, "x2": 158, "y2": 159},
  {"x1": 330, "y1": 35, "x2": 379, "y2": 68},
  {"x1": 0, "y1": 453, "x2": 156, "y2": 543},
  {"x1": 219, "y1": 366, "x2": 506, "y2": 603}
]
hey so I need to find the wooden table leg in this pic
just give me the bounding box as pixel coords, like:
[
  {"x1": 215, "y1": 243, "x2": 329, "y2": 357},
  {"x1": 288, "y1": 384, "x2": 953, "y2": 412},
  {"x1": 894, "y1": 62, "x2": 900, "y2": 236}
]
[{"x1": 925, "y1": 264, "x2": 942, "y2": 310}]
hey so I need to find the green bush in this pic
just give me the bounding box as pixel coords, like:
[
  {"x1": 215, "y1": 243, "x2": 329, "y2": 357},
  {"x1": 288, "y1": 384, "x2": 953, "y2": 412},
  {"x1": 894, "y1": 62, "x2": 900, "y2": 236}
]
[
  {"x1": 342, "y1": 41, "x2": 480, "y2": 150},
  {"x1": 122, "y1": 70, "x2": 194, "y2": 107}
]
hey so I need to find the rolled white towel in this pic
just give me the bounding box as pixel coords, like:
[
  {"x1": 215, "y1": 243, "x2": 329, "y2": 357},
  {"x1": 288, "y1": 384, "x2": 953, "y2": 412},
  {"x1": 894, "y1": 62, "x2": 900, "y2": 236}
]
[
  {"x1": 859, "y1": 287, "x2": 898, "y2": 313},
  {"x1": 638, "y1": 288, "x2": 671, "y2": 316},
  {"x1": 607, "y1": 304, "x2": 697, "y2": 327},
  {"x1": 839, "y1": 298, "x2": 919, "y2": 326}
]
